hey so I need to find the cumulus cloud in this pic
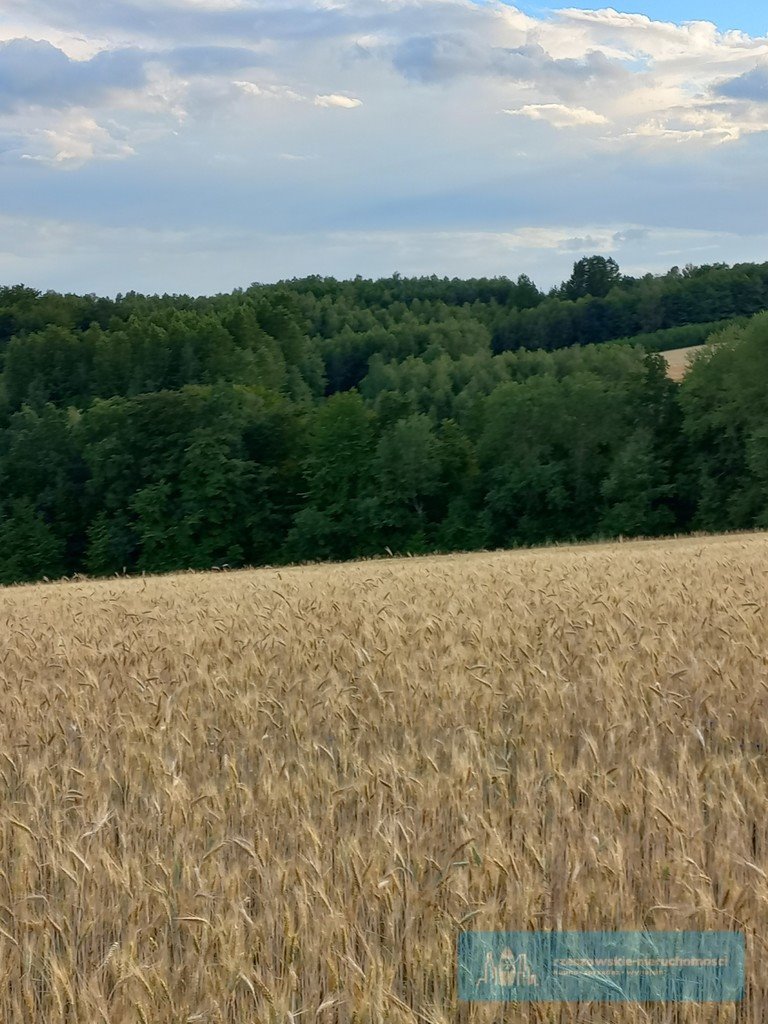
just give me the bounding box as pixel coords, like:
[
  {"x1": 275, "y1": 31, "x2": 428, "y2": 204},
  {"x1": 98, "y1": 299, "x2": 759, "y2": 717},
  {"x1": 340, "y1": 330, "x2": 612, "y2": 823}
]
[
  {"x1": 1, "y1": 0, "x2": 768, "y2": 290},
  {"x1": 625, "y1": 101, "x2": 768, "y2": 144},
  {"x1": 314, "y1": 93, "x2": 362, "y2": 108},
  {"x1": 233, "y1": 80, "x2": 305, "y2": 102},
  {"x1": 20, "y1": 112, "x2": 135, "y2": 168},
  {"x1": 716, "y1": 62, "x2": 768, "y2": 101},
  {"x1": 0, "y1": 38, "x2": 147, "y2": 112},
  {"x1": 504, "y1": 103, "x2": 608, "y2": 128},
  {"x1": 233, "y1": 82, "x2": 362, "y2": 108},
  {"x1": 4, "y1": 2, "x2": 768, "y2": 153},
  {"x1": 388, "y1": 33, "x2": 626, "y2": 91},
  {"x1": 554, "y1": 7, "x2": 763, "y2": 59}
]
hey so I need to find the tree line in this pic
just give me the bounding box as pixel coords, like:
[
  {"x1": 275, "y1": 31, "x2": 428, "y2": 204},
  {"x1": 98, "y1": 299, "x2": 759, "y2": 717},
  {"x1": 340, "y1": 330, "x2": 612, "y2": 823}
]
[{"x1": 0, "y1": 257, "x2": 767, "y2": 584}]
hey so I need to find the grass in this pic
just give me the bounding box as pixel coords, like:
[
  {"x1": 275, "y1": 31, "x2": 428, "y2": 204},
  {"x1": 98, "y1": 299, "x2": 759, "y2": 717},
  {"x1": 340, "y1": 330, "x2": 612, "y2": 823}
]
[{"x1": 1, "y1": 532, "x2": 766, "y2": 1021}]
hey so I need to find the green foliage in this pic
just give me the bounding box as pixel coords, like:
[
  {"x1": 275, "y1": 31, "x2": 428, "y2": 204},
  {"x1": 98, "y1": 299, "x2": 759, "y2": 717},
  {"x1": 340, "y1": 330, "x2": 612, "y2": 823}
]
[
  {"x1": 678, "y1": 313, "x2": 768, "y2": 530},
  {"x1": 0, "y1": 499, "x2": 65, "y2": 584},
  {"x1": 477, "y1": 348, "x2": 677, "y2": 547},
  {"x1": 287, "y1": 391, "x2": 376, "y2": 561},
  {"x1": 491, "y1": 262, "x2": 768, "y2": 354},
  {"x1": 560, "y1": 256, "x2": 622, "y2": 300},
  {"x1": 614, "y1": 316, "x2": 752, "y2": 353},
  {"x1": 0, "y1": 261, "x2": 766, "y2": 582},
  {"x1": 598, "y1": 428, "x2": 675, "y2": 538}
]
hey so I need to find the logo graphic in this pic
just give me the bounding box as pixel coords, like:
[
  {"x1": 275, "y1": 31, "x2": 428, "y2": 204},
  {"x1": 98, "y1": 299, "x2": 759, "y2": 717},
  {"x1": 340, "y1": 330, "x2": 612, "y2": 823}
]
[{"x1": 477, "y1": 949, "x2": 538, "y2": 989}]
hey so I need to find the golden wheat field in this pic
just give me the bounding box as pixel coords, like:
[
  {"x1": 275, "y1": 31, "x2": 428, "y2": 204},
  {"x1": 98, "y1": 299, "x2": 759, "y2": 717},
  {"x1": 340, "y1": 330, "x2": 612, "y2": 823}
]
[
  {"x1": 1, "y1": 533, "x2": 768, "y2": 1023},
  {"x1": 662, "y1": 345, "x2": 709, "y2": 382}
]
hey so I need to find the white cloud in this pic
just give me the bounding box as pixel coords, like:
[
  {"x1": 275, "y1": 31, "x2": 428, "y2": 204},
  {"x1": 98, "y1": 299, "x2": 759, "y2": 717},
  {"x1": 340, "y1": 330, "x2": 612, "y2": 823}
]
[
  {"x1": 5, "y1": 1, "x2": 768, "y2": 156},
  {"x1": 2, "y1": 0, "x2": 768, "y2": 290},
  {"x1": 623, "y1": 100, "x2": 768, "y2": 145},
  {"x1": 505, "y1": 103, "x2": 608, "y2": 128},
  {"x1": 232, "y1": 82, "x2": 362, "y2": 110},
  {"x1": 314, "y1": 93, "x2": 363, "y2": 108},
  {"x1": 0, "y1": 25, "x2": 109, "y2": 61},
  {"x1": 234, "y1": 81, "x2": 306, "y2": 102},
  {"x1": 19, "y1": 112, "x2": 135, "y2": 168}
]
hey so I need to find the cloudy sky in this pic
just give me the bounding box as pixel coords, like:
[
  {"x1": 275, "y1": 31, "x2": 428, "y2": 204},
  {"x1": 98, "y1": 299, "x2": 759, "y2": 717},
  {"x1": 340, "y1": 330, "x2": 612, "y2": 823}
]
[{"x1": 1, "y1": 0, "x2": 767, "y2": 295}]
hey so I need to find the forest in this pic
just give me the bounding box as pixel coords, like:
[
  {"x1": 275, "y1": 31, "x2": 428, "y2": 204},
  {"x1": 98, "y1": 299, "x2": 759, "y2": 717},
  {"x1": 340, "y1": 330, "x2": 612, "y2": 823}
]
[{"x1": 1, "y1": 255, "x2": 767, "y2": 584}]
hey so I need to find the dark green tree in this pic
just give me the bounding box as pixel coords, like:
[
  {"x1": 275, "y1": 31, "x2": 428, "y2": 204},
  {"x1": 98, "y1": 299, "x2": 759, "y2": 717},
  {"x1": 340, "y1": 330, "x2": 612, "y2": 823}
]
[
  {"x1": 0, "y1": 499, "x2": 65, "y2": 584},
  {"x1": 288, "y1": 391, "x2": 376, "y2": 561},
  {"x1": 562, "y1": 256, "x2": 622, "y2": 300}
]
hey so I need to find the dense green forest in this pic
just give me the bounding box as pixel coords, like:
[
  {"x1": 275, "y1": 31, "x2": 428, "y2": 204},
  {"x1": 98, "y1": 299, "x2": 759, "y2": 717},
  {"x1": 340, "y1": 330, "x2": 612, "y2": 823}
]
[{"x1": 1, "y1": 256, "x2": 768, "y2": 584}]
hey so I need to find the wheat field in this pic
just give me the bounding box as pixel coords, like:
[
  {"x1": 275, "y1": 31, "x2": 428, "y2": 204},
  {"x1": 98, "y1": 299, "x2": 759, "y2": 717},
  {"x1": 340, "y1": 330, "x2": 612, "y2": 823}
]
[
  {"x1": 662, "y1": 345, "x2": 709, "y2": 381},
  {"x1": 1, "y1": 533, "x2": 767, "y2": 1022}
]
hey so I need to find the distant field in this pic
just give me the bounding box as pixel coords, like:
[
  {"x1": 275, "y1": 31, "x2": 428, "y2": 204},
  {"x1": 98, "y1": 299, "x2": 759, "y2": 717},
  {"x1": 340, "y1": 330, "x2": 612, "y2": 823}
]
[
  {"x1": 663, "y1": 343, "x2": 708, "y2": 380},
  {"x1": 1, "y1": 535, "x2": 767, "y2": 1021}
]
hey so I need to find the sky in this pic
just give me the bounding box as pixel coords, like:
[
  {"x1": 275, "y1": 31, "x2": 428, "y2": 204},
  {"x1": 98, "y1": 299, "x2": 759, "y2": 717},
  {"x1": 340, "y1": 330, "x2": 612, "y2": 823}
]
[
  {"x1": 1, "y1": 0, "x2": 768, "y2": 296},
  {"x1": 519, "y1": 2, "x2": 767, "y2": 35}
]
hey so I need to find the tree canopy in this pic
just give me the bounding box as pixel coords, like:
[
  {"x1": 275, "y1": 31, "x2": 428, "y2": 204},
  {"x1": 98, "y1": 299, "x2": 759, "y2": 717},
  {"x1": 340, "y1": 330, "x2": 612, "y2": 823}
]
[{"x1": 0, "y1": 259, "x2": 767, "y2": 583}]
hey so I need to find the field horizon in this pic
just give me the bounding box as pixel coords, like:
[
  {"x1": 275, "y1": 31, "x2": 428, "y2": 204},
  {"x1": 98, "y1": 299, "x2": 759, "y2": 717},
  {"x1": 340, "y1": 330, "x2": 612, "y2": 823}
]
[{"x1": 5, "y1": 526, "x2": 768, "y2": 593}]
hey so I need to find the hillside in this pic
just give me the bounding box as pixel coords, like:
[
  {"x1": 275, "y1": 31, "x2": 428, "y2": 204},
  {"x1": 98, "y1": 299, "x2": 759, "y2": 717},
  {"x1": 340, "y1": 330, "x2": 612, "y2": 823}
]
[
  {"x1": 1, "y1": 532, "x2": 765, "y2": 1020},
  {"x1": 0, "y1": 266, "x2": 767, "y2": 585}
]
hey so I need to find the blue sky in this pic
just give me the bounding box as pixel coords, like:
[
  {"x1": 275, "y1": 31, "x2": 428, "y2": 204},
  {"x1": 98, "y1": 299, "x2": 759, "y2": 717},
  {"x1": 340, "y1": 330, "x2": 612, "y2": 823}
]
[{"x1": 1, "y1": 1, "x2": 768, "y2": 295}]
